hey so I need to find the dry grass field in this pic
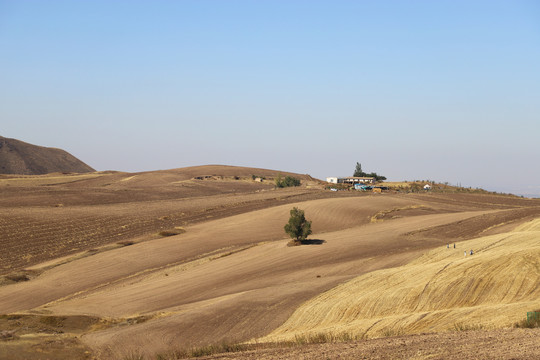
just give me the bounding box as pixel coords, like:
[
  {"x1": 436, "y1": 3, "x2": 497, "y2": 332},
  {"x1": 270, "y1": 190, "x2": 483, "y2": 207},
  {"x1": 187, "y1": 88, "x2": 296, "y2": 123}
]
[
  {"x1": 260, "y1": 218, "x2": 540, "y2": 343},
  {"x1": 1, "y1": 165, "x2": 539, "y2": 359}
]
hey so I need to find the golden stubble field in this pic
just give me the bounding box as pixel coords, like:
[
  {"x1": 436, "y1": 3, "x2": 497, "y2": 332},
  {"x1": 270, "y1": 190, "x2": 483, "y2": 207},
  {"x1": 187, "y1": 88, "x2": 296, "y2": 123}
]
[
  {"x1": 1, "y1": 165, "x2": 539, "y2": 360},
  {"x1": 260, "y1": 219, "x2": 540, "y2": 343}
]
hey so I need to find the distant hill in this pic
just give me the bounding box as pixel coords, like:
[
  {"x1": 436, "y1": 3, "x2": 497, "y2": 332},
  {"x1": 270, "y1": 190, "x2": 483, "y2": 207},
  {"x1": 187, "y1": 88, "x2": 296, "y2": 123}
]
[{"x1": 0, "y1": 136, "x2": 95, "y2": 175}]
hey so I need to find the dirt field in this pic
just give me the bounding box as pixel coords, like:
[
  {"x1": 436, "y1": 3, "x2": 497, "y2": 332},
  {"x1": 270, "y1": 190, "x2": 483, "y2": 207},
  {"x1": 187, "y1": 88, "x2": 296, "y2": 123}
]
[
  {"x1": 0, "y1": 166, "x2": 325, "y2": 275},
  {"x1": 1, "y1": 166, "x2": 539, "y2": 359},
  {"x1": 198, "y1": 328, "x2": 540, "y2": 360}
]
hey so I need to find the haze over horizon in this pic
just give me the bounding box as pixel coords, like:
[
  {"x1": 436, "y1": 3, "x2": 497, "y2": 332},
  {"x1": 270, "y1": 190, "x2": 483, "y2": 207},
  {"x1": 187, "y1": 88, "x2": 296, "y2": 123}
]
[{"x1": 1, "y1": 1, "x2": 539, "y2": 197}]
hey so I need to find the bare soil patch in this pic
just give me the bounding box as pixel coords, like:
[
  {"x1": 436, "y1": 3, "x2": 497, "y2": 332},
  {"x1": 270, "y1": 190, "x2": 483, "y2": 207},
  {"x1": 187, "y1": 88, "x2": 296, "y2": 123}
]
[{"x1": 195, "y1": 328, "x2": 540, "y2": 360}]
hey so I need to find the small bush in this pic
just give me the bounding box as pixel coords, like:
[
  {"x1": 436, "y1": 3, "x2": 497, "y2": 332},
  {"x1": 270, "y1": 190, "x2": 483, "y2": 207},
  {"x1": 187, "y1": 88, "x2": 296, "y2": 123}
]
[
  {"x1": 287, "y1": 240, "x2": 301, "y2": 247},
  {"x1": 515, "y1": 311, "x2": 540, "y2": 328},
  {"x1": 514, "y1": 319, "x2": 539, "y2": 328},
  {"x1": 251, "y1": 174, "x2": 265, "y2": 181}
]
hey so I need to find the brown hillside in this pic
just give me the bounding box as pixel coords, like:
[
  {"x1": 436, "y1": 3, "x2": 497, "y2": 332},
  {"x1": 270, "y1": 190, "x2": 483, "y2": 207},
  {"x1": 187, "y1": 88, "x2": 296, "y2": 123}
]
[
  {"x1": 0, "y1": 136, "x2": 94, "y2": 175},
  {"x1": 0, "y1": 165, "x2": 325, "y2": 274},
  {"x1": 0, "y1": 169, "x2": 539, "y2": 360}
]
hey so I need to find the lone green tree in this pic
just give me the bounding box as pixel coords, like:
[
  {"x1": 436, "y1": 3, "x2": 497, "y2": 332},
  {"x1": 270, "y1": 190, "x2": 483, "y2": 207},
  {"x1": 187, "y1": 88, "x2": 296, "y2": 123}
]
[{"x1": 284, "y1": 207, "x2": 312, "y2": 245}]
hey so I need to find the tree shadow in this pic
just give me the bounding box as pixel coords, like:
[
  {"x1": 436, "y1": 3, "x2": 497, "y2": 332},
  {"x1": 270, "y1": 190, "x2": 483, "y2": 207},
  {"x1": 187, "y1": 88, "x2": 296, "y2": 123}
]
[{"x1": 300, "y1": 239, "x2": 326, "y2": 245}]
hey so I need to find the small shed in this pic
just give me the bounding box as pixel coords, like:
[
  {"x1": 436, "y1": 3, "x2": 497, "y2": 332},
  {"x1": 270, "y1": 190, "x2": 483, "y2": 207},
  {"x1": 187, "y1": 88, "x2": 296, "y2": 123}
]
[{"x1": 326, "y1": 177, "x2": 338, "y2": 184}]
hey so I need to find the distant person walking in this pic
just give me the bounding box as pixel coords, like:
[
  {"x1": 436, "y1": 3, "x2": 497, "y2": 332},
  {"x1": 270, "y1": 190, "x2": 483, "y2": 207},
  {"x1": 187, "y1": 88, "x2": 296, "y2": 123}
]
[
  {"x1": 464, "y1": 251, "x2": 467, "y2": 257},
  {"x1": 470, "y1": 249, "x2": 474, "y2": 255},
  {"x1": 453, "y1": 243, "x2": 456, "y2": 249},
  {"x1": 447, "y1": 244, "x2": 449, "y2": 249}
]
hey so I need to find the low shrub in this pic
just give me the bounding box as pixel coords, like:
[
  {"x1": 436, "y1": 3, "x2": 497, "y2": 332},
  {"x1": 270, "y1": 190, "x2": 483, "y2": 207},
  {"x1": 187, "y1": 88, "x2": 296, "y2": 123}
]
[
  {"x1": 515, "y1": 311, "x2": 540, "y2": 328},
  {"x1": 452, "y1": 323, "x2": 485, "y2": 331},
  {"x1": 158, "y1": 228, "x2": 186, "y2": 237},
  {"x1": 5, "y1": 273, "x2": 29, "y2": 282},
  {"x1": 168, "y1": 341, "x2": 249, "y2": 359},
  {"x1": 381, "y1": 328, "x2": 404, "y2": 337},
  {"x1": 117, "y1": 240, "x2": 135, "y2": 246},
  {"x1": 292, "y1": 331, "x2": 361, "y2": 345},
  {"x1": 39, "y1": 316, "x2": 66, "y2": 327}
]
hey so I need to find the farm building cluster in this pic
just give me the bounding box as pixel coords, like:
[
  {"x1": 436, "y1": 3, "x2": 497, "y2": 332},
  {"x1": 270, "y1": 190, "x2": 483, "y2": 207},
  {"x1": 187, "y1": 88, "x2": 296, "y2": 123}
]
[
  {"x1": 326, "y1": 176, "x2": 435, "y2": 193},
  {"x1": 326, "y1": 176, "x2": 375, "y2": 184},
  {"x1": 326, "y1": 176, "x2": 390, "y2": 192}
]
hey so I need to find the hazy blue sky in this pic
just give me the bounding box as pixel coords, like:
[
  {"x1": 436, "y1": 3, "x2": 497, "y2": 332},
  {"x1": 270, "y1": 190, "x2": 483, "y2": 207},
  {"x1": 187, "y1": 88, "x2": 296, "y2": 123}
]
[{"x1": 1, "y1": 1, "x2": 539, "y2": 196}]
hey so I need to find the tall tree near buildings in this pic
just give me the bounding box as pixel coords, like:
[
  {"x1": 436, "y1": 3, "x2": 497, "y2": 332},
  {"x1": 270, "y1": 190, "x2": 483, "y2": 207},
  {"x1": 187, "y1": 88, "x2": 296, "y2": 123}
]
[{"x1": 354, "y1": 162, "x2": 365, "y2": 177}]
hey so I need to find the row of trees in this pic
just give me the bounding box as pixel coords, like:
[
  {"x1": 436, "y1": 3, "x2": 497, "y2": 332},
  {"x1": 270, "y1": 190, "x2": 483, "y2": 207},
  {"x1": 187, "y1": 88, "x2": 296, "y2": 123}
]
[{"x1": 353, "y1": 162, "x2": 386, "y2": 181}]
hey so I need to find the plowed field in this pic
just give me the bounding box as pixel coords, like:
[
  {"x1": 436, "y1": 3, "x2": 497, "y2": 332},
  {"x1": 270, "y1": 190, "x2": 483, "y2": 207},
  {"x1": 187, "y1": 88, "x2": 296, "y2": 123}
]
[{"x1": 1, "y1": 166, "x2": 539, "y2": 359}]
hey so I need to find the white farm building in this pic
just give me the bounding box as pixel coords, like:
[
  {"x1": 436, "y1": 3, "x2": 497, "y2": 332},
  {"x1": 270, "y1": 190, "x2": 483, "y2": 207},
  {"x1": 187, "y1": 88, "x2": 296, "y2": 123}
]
[
  {"x1": 326, "y1": 177, "x2": 339, "y2": 183},
  {"x1": 326, "y1": 176, "x2": 375, "y2": 184}
]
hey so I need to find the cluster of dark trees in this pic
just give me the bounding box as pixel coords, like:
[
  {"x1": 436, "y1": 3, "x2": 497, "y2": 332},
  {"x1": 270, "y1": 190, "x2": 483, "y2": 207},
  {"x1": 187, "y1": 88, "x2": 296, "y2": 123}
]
[
  {"x1": 275, "y1": 174, "x2": 301, "y2": 188},
  {"x1": 353, "y1": 162, "x2": 386, "y2": 181}
]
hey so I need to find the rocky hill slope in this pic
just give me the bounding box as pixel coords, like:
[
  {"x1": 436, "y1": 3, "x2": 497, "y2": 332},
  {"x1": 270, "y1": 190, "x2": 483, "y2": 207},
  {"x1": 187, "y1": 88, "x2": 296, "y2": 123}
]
[{"x1": 0, "y1": 136, "x2": 94, "y2": 175}]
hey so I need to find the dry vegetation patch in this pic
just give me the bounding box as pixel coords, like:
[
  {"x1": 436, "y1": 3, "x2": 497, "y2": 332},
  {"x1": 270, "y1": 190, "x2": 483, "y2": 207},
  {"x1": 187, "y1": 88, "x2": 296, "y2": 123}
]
[
  {"x1": 0, "y1": 270, "x2": 41, "y2": 286},
  {"x1": 0, "y1": 313, "x2": 100, "y2": 360},
  {"x1": 182, "y1": 328, "x2": 540, "y2": 360},
  {"x1": 158, "y1": 227, "x2": 186, "y2": 237},
  {"x1": 370, "y1": 204, "x2": 431, "y2": 222}
]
